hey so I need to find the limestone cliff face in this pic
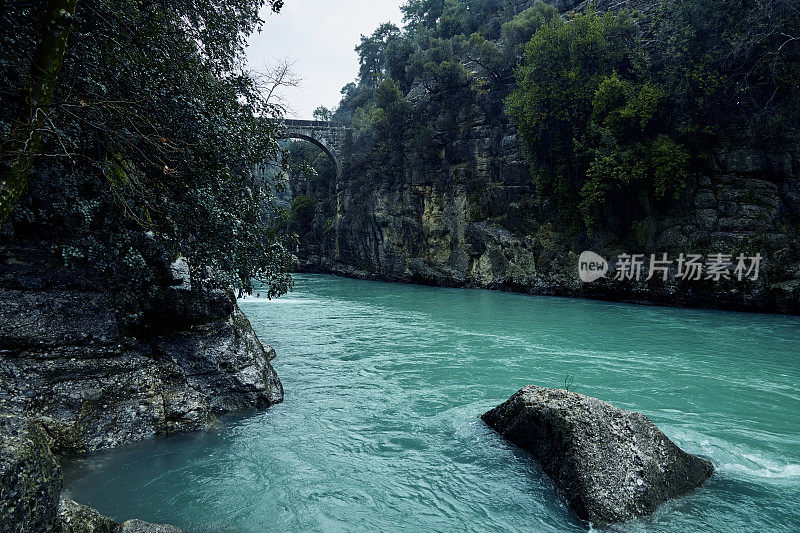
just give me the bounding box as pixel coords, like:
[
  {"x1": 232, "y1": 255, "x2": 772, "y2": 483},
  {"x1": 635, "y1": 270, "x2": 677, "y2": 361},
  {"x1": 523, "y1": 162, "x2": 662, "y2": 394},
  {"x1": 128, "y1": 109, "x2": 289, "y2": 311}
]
[
  {"x1": 294, "y1": 105, "x2": 800, "y2": 313},
  {"x1": 0, "y1": 245, "x2": 283, "y2": 455}
]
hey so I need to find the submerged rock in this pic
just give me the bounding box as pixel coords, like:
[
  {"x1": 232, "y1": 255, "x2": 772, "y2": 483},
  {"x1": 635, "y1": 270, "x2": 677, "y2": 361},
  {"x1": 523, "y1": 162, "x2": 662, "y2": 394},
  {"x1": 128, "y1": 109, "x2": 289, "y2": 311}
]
[{"x1": 482, "y1": 386, "x2": 713, "y2": 525}]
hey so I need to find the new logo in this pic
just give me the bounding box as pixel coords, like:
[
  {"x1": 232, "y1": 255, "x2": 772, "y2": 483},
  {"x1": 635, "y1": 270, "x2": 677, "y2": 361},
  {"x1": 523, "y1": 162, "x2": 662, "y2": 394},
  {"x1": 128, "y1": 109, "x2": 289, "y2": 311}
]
[{"x1": 578, "y1": 251, "x2": 608, "y2": 283}]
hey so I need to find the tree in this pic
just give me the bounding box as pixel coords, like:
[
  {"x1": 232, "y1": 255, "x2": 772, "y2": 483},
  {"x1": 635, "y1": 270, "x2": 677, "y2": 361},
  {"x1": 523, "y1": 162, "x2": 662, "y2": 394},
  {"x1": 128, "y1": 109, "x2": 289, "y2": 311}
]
[
  {"x1": 289, "y1": 194, "x2": 317, "y2": 236},
  {"x1": 1, "y1": 0, "x2": 292, "y2": 326},
  {"x1": 506, "y1": 11, "x2": 641, "y2": 222},
  {"x1": 462, "y1": 33, "x2": 507, "y2": 83},
  {"x1": 1, "y1": 0, "x2": 78, "y2": 224},
  {"x1": 500, "y1": 1, "x2": 558, "y2": 59},
  {"x1": 253, "y1": 58, "x2": 303, "y2": 116},
  {"x1": 506, "y1": 8, "x2": 698, "y2": 230},
  {"x1": 356, "y1": 23, "x2": 400, "y2": 87},
  {"x1": 401, "y1": 0, "x2": 446, "y2": 30},
  {"x1": 649, "y1": 0, "x2": 800, "y2": 142},
  {"x1": 313, "y1": 106, "x2": 333, "y2": 121}
]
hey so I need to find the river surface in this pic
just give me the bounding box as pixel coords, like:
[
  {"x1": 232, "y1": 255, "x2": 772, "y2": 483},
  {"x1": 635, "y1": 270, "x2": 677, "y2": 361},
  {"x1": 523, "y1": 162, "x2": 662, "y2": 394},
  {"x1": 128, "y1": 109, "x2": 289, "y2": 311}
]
[{"x1": 64, "y1": 274, "x2": 800, "y2": 532}]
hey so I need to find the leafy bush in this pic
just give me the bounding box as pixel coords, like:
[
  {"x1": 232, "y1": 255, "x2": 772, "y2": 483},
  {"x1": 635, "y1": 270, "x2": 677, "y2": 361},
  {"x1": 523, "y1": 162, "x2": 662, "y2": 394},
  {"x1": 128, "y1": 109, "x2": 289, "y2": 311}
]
[{"x1": 506, "y1": 9, "x2": 645, "y2": 226}]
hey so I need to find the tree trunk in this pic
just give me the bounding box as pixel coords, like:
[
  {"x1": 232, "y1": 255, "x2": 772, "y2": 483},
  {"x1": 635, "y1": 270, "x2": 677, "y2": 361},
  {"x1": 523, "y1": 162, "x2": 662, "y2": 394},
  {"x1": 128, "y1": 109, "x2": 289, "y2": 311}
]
[{"x1": 0, "y1": 0, "x2": 78, "y2": 225}]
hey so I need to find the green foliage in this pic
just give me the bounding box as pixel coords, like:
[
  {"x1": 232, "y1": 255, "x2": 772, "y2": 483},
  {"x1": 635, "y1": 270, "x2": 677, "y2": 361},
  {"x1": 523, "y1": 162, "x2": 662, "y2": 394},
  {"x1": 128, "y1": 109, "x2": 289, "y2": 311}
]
[
  {"x1": 1, "y1": 0, "x2": 292, "y2": 327},
  {"x1": 385, "y1": 37, "x2": 418, "y2": 91},
  {"x1": 361, "y1": 79, "x2": 413, "y2": 177},
  {"x1": 407, "y1": 37, "x2": 471, "y2": 96},
  {"x1": 501, "y1": 1, "x2": 558, "y2": 57},
  {"x1": 313, "y1": 0, "x2": 798, "y2": 241},
  {"x1": 356, "y1": 23, "x2": 401, "y2": 88},
  {"x1": 590, "y1": 75, "x2": 664, "y2": 136},
  {"x1": 578, "y1": 74, "x2": 688, "y2": 226},
  {"x1": 506, "y1": 10, "x2": 643, "y2": 224},
  {"x1": 648, "y1": 135, "x2": 690, "y2": 199},
  {"x1": 462, "y1": 33, "x2": 507, "y2": 83},
  {"x1": 402, "y1": 0, "x2": 447, "y2": 30},
  {"x1": 507, "y1": 0, "x2": 799, "y2": 232},
  {"x1": 289, "y1": 195, "x2": 317, "y2": 235},
  {"x1": 313, "y1": 106, "x2": 333, "y2": 121},
  {"x1": 649, "y1": 0, "x2": 800, "y2": 142}
]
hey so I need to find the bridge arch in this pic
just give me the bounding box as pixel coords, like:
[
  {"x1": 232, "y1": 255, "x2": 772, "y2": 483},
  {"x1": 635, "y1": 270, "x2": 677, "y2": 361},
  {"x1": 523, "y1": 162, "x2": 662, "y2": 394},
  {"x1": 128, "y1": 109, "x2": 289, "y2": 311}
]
[
  {"x1": 279, "y1": 132, "x2": 338, "y2": 172},
  {"x1": 276, "y1": 119, "x2": 349, "y2": 177}
]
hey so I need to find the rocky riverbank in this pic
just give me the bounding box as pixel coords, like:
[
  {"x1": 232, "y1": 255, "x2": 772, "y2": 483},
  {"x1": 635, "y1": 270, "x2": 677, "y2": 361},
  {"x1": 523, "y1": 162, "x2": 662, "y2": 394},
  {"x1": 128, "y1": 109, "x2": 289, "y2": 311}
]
[
  {"x1": 0, "y1": 244, "x2": 283, "y2": 531},
  {"x1": 1, "y1": 414, "x2": 188, "y2": 532}
]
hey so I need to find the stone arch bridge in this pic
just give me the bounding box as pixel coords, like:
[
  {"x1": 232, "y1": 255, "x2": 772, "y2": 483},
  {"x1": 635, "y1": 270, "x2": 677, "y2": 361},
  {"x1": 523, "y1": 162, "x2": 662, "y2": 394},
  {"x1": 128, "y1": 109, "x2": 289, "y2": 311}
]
[{"x1": 277, "y1": 119, "x2": 349, "y2": 175}]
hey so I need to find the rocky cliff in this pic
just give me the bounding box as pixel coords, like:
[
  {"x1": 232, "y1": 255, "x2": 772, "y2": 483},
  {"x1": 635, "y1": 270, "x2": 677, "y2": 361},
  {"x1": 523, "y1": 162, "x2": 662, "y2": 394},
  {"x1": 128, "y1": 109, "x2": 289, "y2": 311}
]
[
  {"x1": 289, "y1": 0, "x2": 799, "y2": 314},
  {"x1": 0, "y1": 244, "x2": 283, "y2": 530},
  {"x1": 293, "y1": 74, "x2": 800, "y2": 313},
  {"x1": 296, "y1": 122, "x2": 800, "y2": 313}
]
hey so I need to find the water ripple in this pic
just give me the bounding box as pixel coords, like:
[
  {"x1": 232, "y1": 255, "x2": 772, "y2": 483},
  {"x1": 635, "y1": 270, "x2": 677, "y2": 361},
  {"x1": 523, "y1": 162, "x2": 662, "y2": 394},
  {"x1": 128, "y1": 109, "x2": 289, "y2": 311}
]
[{"x1": 64, "y1": 275, "x2": 800, "y2": 532}]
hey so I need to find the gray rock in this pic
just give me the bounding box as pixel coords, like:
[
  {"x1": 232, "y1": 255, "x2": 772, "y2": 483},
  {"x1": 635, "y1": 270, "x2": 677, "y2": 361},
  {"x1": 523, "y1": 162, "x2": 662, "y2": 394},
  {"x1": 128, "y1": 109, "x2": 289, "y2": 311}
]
[
  {"x1": 118, "y1": 519, "x2": 187, "y2": 533},
  {"x1": 0, "y1": 246, "x2": 283, "y2": 455},
  {"x1": 482, "y1": 386, "x2": 713, "y2": 525},
  {"x1": 715, "y1": 149, "x2": 767, "y2": 174},
  {"x1": 59, "y1": 498, "x2": 118, "y2": 532},
  {"x1": 0, "y1": 416, "x2": 62, "y2": 532},
  {"x1": 692, "y1": 208, "x2": 718, "y2": 230},
  {"x1": 693, "y1": 190, "x2": 716, "y2": 209}
]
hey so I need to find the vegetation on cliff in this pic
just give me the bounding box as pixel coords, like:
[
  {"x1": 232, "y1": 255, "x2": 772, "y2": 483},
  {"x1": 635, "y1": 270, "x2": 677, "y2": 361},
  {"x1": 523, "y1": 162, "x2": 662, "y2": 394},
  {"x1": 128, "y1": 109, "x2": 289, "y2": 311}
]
[
  {"x1": 1, "y1": 0, "x2": 292, "y2": 328},
  {"x1": 507, "y1": 1, "x2": 800, "y2": 229},
  {"x1": 304, "y1": 0, "x2": 799, "y2": 236}
]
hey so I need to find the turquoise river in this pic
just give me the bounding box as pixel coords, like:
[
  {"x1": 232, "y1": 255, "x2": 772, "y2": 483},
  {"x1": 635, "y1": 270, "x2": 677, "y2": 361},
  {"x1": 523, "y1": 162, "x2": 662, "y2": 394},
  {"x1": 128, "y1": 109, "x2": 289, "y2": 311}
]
[{"x1": 64, "y1": 274, "x2": 800, "y2": 532}]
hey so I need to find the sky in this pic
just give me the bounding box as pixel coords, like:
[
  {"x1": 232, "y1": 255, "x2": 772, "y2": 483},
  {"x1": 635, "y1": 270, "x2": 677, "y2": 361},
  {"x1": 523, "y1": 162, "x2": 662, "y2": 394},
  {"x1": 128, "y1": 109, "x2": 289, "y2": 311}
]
[{"x1": 246, "y1": 1, "x2": 405, "y2": 119}]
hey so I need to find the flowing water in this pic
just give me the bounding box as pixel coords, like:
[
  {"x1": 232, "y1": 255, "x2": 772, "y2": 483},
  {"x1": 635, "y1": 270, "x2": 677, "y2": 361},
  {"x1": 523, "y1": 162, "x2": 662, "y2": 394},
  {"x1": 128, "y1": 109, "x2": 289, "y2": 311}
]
[{"x1": 64, "y1": 274, "x2": 800, "y2": 532}]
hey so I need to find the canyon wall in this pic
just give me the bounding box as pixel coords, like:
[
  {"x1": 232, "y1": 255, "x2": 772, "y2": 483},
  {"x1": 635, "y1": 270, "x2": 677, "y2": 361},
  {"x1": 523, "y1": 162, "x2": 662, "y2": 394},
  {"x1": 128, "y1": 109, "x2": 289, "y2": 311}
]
[{"x1": 293, "y1": 104, "x2": 800, "y2": 313}]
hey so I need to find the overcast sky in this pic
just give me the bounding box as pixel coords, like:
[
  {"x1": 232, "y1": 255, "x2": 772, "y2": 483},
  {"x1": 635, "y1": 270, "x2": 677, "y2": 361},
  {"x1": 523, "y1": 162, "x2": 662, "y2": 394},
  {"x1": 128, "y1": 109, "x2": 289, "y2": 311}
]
[{"x1": 246, "y1": 1, "x2": 404, "y2": 119}]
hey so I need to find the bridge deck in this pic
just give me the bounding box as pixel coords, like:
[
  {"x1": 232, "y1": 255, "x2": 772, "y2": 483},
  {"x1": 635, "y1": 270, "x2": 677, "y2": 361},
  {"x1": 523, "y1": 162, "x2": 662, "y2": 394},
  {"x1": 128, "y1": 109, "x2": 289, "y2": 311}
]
[{"x1": 280, "y1": 118, "x2": 347, "y2": 129}]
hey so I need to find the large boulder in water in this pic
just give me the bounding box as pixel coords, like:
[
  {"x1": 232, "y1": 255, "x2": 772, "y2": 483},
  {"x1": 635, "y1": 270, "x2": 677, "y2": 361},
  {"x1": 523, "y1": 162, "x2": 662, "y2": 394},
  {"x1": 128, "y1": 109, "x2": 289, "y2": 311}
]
[{"x1": 482, "y1": 386, "x2": 713, "y2": 525}]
